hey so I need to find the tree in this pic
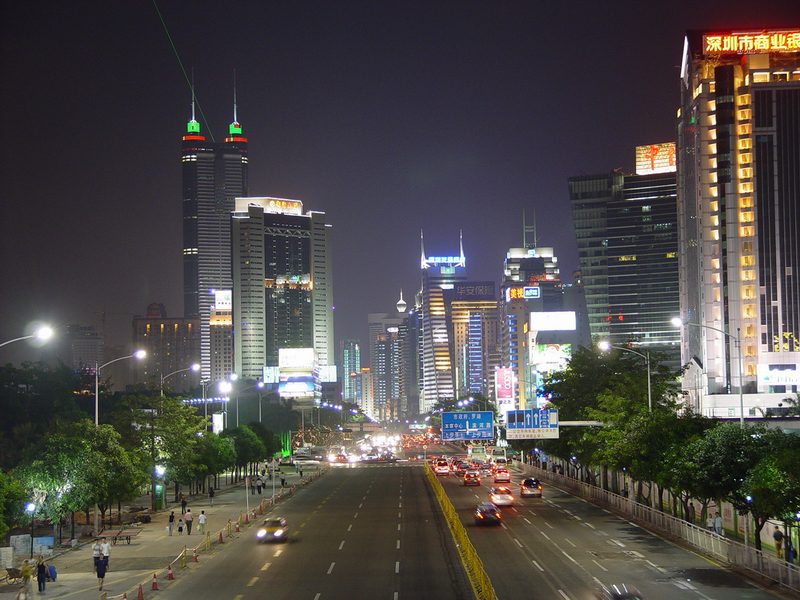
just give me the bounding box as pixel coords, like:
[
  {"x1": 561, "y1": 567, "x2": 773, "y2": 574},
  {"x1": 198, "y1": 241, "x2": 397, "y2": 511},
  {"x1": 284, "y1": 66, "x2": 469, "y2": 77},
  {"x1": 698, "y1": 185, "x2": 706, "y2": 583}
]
[
  {"x1": 222, "y1": 426, "x2": 266, "y2": 479},
  {"x1": 0, "y1": 471, "x2": 26, "y2": 540},
  {"x1": 195, "y1": 433, "x2": 236, "y2": 490}
]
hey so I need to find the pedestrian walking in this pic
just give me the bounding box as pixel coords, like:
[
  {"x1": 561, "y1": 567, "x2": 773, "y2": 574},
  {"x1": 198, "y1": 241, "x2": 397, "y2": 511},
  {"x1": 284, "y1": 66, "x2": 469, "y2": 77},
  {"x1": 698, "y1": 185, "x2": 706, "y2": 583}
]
[
  {"x1": 256, "y1": 477, "x2": 263, "y2": 495},
  {"x1": 35, "y1": 555, "x2": 47, "y2": 593},
  {"x1": 91, "y1": 538, "x2": 102, "y2": 572},
  {"x1": 168, "y1": 510, "x2": 175, "y2": 536},
  {"x1": 184, "y1": 509, "x2": 193, "y2": 535},
  {"x1": 177, "y1": 518, "x2": 184, "y2": 534},
  {"x1": 20, "y1": 559, "x2": 32, "y2": 592},
  {"x1": 714, "y1": 513, "x2": 723, "y2": 535},
  {"x1": 198, "y1": 510, "x2": 207, "y2": 534},
  {"x1": 280, "y1": 476, "x2": 286, "y2": 488},
  {"x1": 774, "y1": 526, "x2": 785, "y2": 559},
  {"x1": 299, "y1": 468, "x2": 303, "y2": 479},
  {"x1": 96, "y1": 554, "x2": 107, "y2": 590},
  {"x1": 100, "y1": 537, "x2": 111, "y2": 571},
  {"x1": 180, "y1": 493, "x2": 187, "y2": 514},
  {"x1": 706, "y1": 514, "x2": 714, "y2": 531},
  {"x1": 209, "y1": 486, "x2": 215, "y2": 506}
]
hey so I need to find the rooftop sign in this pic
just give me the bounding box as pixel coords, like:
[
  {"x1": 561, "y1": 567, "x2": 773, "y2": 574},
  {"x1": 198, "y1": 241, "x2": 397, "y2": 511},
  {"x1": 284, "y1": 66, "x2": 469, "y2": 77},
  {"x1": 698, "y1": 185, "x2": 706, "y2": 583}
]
[
  {"x1": 635, "y1": 143, "x2": 676, "y2": 175},
  {"x1": 703, "y1": 31, "x2": 800, "y2": 55}
]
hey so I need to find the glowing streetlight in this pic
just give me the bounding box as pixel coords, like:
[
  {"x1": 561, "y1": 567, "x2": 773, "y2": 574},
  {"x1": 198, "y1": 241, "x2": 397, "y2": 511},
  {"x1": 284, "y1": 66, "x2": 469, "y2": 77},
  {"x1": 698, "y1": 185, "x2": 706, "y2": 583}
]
[
  {"x1": 0, "y1": 325, "x2": 55, "y2": 349},
  {"x1": 160, "y1": 362, "x2": 201, "y2": 396}
]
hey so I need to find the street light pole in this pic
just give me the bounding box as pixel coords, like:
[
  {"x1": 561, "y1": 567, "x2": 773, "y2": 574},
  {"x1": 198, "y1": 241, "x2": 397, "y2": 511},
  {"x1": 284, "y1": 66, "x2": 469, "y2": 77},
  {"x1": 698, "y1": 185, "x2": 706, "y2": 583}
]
[
  {"x1": 0, "y1": 326, "x2": 54, "y2": 349},
  {"x1": 672, "y1": 318, "x2": 744, "y2": 427},
  {"x1": 160, "y1": 363, "x2": 200, "y2": 397},
  {"x1": 598, "y1": 341, "x2": 652, "y2": 412}
]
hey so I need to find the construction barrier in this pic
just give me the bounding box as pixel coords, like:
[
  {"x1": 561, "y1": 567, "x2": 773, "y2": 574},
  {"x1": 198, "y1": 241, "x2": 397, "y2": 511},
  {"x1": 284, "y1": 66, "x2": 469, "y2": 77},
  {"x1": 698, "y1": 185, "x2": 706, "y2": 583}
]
[{"x1": 424, "y1": 464, "x2": 498, "y2": 600}]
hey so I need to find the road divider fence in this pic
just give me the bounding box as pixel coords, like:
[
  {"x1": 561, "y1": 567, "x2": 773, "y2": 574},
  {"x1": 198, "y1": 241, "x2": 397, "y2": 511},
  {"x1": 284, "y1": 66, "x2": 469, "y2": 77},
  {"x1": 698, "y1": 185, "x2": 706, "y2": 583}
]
[{"x1": 424, "y1": 463, "x2": 498, "y2": 600}]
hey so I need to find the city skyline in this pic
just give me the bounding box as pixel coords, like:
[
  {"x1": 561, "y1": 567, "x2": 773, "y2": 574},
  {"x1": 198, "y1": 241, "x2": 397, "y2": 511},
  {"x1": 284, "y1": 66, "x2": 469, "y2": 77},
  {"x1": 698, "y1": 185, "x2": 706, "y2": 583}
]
[{"x1": 2, "y1": 1, "x2": 798, "y2": 362}]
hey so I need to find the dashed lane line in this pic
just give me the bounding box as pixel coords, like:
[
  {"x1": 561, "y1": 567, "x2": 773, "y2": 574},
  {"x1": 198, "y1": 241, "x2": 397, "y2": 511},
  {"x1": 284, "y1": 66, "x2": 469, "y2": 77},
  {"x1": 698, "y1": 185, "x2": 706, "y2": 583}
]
[
  {"x1": 327, "y1": 562, "x2": 335, "y2": 574},
  {"x1": 247, "y1": 576, "x2": 259, "y2": 587}
]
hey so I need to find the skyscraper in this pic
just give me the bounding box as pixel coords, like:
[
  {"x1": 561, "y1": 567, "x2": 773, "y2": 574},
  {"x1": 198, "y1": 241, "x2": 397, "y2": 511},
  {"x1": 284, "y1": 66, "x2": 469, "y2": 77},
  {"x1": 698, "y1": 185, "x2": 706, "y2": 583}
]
[
  {"x1": 569, "y1": 144, "x2": 680, "y2": 366},
  {"x1": 232, "y1": 197, "x2": 334, "y2": 379},
  {"x1": 339, "y1": 339, "x2": 361, "y2": 402},
  {"x1": 418, "y1": 232, "x2": 467, "y2": 412},
  {"x1": 677, "y1": 29, "x2": 800, "y2": 414},
  {"x1": 181, "y1": 94, "x2": 248, "y2": 379}
]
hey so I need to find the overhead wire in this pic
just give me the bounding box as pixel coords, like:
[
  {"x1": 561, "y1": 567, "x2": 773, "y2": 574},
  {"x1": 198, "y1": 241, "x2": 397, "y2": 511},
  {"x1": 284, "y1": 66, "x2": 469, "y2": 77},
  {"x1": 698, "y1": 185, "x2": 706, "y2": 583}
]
[{"x1": 152, "y1": 0, "x2": 215, "y2": 142}]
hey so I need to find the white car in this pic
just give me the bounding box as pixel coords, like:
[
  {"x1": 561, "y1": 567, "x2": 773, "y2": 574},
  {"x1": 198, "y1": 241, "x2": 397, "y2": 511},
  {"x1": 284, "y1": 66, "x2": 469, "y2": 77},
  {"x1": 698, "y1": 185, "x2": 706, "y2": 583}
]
[
  {"x1": 493, "y1": 468, "x2": 511, "y2": 483},
  {"x1": 434, "y1": 460, "x2": 450, "y2": 475},
  {"x1": 489, "y1": 486, "x2": 515, "y2": 507}
]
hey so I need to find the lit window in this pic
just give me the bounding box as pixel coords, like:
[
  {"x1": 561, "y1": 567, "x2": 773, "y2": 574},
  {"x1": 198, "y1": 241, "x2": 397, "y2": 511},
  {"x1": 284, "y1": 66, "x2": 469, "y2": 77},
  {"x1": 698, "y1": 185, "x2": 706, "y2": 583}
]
[
  {"x1": 708, "y1": 114, "x2": 717, "y2": 126},
  {"x1": 738, "y1": 138, "x2": 752, "y2": 150},
  {"x1": 739, "y1": 182, "x2": 753, "y2": 193},
  {"x1": 665, "y1": 251, "x2": 677, "y2": 258},
  {"x1": 742, "y1": 241, "x2": 754, "y2": 252},
  {"x1": 618, "y1": 255, "x2": 637, "y2": 262},
  {"x1": 737, "y1": 109, "x2": 751, "y2": 121},
  {"x1": 740, "y1": 226, "x2": 755, "y2": 237},
  {"x1": 709, "y1": 201, "x2": 719, "y2": 212},
  {"x1": 740, "y1": 211, "x2": 754, "y2": 223},
  {"x1": 738, "y1": 124, "x2": 751, "y2": 136},
  {"x1": 752, "y1": 72, "x2": 770, "y2": 83},
  {"x1": 708, "y1": 143, "x2": 717, "y2": 154},
  {"x1": 741, "y1": 256, "x2": 755, "y2": 267},
  {"x1": 738, "y1": 153, "x2": 751, "y2": 165},
  {"x1": 741, "y1": 269, "x2": 756, "y2": 281},
  {"x1": 711, "y1": 258, "x2": 721, "y2": 269},
  {"x1": 737, "y1": 94, "x2": 750, "y2": 106},
  {"x1": 738, "y1": 167, "x2": 753, "y2": 179}
]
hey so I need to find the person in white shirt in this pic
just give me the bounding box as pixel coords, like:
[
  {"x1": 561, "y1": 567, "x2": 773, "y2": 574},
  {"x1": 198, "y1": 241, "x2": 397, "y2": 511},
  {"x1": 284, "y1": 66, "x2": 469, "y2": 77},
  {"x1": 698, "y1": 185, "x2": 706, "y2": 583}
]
[
  {"x1": 198, "y1": 510, "x2": 207, "y2": 534},
  {"x1": 99, "y1": 537, "x2": 111, "y2": 571},
  {"x1": 91, "y1": 539, "x2": 102, "y2": 572}
]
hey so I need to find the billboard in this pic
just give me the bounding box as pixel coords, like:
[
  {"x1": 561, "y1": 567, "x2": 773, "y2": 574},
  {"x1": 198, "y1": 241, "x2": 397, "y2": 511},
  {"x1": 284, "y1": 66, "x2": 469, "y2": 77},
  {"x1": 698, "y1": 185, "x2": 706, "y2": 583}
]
[
  {"x1": 441, "y1": 411, "x2": 494, "y2": 441},
  {"x1": 279, "y1": 348, "x2": 316, "y2": 370},
  {"x1": 635, "y1": 143, "x2": 676, "y2": 175},
  {"x1": 757, "y1": 363, "x2": 800, "y2": 386},
  {"x1": 530, "y1": 343, "x2": 572, "y2": 373},
  {"x1": 529, "y1": 311, "x2": 576, "y2": 332},
  {"x1": 703, "y1": 31, "x2": 800, "y2": 55},
  {"x1": 495, "y1": 367, "x2": 514, "y2": 400},
  {"x1": 213, "y1": 289, "x2": 232, "y2": 310},
  {"x1": 505, "y1": 286, "x2": 541, "y2": 302},
  {"x1": 279, "y1": 376, "x2": 316, "y2": 398}
]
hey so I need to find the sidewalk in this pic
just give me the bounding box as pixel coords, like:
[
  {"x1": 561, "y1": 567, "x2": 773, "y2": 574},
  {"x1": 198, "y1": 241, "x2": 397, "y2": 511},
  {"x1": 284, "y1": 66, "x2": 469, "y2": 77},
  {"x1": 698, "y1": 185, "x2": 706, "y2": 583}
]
[{"x1": 0, "y1": 463, "x2": 324, "y2": 600}]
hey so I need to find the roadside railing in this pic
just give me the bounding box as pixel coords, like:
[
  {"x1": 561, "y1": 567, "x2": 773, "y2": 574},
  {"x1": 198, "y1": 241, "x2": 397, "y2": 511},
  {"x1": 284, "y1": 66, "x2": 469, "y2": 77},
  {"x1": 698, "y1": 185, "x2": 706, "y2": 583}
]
[
  {"x1": 424, "y1": 464, "x2": 497, "y2": 600},
  {"x1": 520, "y1": 463, "x2": 800, "y2": 593}
]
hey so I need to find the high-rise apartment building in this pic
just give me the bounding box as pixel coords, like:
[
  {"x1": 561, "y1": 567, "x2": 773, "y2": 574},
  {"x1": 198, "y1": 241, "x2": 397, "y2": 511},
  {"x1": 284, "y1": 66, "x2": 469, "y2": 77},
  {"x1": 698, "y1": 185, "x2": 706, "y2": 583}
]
[
  {"x1": 450, "y1": 282, "x2": 500, "y2": 399},
  {"x1": 569, "y1": 144, "x2": 681, "y2": 366},
  {"x1": 418, "y1": 232, "x2": 467, "y2": 412},
  {"x1": 677, "y1": 29, "x2": 800, "y2": 414},
  {"x1": 339, "y1": 339, "x2": 361, "y2": 402},
  {"x1": 64, "y1": 324, "x2": 104, "y2": 374},
  {"x1": 209, "y1": 291, "x2": 234, "y2": 383},
  {"x1": 232, "y1": 197, "x2": 334, "y2": 379},
  {"x1": 181, "y1": 99, "x2": 248, "y2": 379},
  {"x1": 132, "y1": 303, "x2": 200, "y2": 392}
]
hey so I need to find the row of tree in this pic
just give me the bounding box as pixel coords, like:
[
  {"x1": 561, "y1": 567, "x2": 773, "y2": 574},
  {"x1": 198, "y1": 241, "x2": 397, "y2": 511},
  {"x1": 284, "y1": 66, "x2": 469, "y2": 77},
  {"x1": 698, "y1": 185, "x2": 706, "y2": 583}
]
[
  {"x1": 0, "y1": 363, "x2": 290, "y2": 540},
  {"x1": 509, "y1": 346, "x2": 800, "y2": 550}
]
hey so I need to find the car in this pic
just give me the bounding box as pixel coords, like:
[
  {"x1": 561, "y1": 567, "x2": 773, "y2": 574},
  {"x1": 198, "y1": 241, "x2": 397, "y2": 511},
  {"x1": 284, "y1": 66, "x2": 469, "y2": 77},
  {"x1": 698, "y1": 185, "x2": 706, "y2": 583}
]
[
  {"x1": 474, "y1": 502, "x2": 502, "y2": 526},
  {"x1": 463, "y1": 471, "x2": 481, "y2": 486},
  {"x1": 520, "y1": 478, "x2": 543, "y2": 498},
  {"x1": 595, "y1": 584, "x2": 645, "y2": 599},
  {"x1": 489, "y1": 486, "x2": 515, "y2": 506},
  {"x1": 493, "y1": 468, "x2": 511, "y2": 483},
  {"x1": 454, "y1": 462, "x2": 468, "y2": 476},
  {"x1": 434, "y1": 459, "x2": 450, "y2": 475},
  {"x1": 256, "y1": 517, "x2": 289, "y2": 542}
]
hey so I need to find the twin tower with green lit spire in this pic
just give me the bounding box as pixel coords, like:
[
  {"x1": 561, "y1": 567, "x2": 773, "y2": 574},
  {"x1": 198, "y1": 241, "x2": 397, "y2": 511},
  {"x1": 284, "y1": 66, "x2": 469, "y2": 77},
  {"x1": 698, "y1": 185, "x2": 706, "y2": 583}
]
[{"x1": 181, "y1": 92, "x2": 249, "y2": 381}]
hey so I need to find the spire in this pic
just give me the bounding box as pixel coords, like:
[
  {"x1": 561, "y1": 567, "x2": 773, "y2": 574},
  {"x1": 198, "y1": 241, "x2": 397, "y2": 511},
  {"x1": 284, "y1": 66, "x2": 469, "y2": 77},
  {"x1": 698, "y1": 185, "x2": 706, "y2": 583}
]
[
  {"x1": 420, "y1": 230, "x2": 428, "y2": 269},
  {"x1": 396, "y1": 289, "x2": 407, "y2": 314},
  {"x1": 458, "y1": 229, "x2": 465, "y2": 266},
  {"x1": 229, "y1": 69, "x2": 242, "y2": 135},
  {"x1": 186, "y1": 69, "x2": 201, "y2": 134}
]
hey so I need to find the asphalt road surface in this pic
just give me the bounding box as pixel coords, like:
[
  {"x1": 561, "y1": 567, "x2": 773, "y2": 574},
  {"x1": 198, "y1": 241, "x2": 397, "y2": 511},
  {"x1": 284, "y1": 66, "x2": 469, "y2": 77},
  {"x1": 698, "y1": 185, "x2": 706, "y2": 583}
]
[
  {"x1": 439, "y1": 463, "x2": 783, "y2": 600},
  {"x1": 158, "y1": 462, "x2": 471, "y2": 600}
]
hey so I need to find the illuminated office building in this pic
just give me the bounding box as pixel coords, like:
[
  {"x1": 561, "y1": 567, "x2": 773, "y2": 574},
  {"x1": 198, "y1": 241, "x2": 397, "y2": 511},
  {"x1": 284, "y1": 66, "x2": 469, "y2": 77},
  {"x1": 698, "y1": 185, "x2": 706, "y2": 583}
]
[
  {"x1": 569, "y1": 144, "x2": 680, "y2": 367},
  {"x1": 181, "y1": 94, "x2": 248, "y2": 378},
  {"x1": 339, "y1": 339, "x2": 361, "y2": 402},
  {"x1": 450, "y1": 282, "x2": 500, "y2": 399},
  {"x1": 232, "y1": 197, "x2": 334, "y2": 379},
  {"x1": 418, "y1": 232, "x2": 467, "y2": 412},
  {"x1": 677, "y1": 29, "x2": 800, "y2": 414}
]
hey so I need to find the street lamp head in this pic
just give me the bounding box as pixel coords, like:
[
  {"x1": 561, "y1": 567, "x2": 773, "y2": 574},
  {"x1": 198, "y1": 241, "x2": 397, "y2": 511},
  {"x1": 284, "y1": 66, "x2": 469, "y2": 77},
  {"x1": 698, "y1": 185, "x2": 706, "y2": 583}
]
[
  {"x1": 133, "y1": 350, "x2": 147, "y2": 360},
  {"x1": 154, "y1": 465, "x2": 166, "y2": 477},
  {"x1": 35, "y1": 326, "x2": 54, "y2": 342},
  {"x1": 229, "y1": 373, "x2": 239, "y2": 382},
  {"x1": 256, "y1": 381, "x2": 265, "y2": 389},
  {"x1": 218, "y1": 381, "x2": 233, "y2": 394},
  {"x1": 598, "y1": 340, "x2": 611, "y2": 352},
  {"x1": 190, "y1": 363, "x2": 201, "y2": 372},
  {"x1": 25, "y1": 502, "x2": 35, "y2": 514},
  {"x1": 671, "y1": 317, "x2": 684, "y2": 328}
]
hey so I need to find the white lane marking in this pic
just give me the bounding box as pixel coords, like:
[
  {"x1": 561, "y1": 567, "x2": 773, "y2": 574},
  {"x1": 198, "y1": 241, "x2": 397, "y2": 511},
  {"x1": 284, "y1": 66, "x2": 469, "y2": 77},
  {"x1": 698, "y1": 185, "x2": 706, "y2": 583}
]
[
  {"x1": 565, "y1": 538, "x2": 576, "y2": 548},
  {"x1": 274, "y1": 549, "x2": 283, "y2": 557},
  {"x1": 544, "y1": 521, "x2": 555, "y2": 529},
  {"x1": 399, "y1": 503, "x2": 402, "y2": 508},
  {"x1": 592, "y1": 559, "x2": 608, "y2": 572},
  {"x1": 528, "y1": 510, "x2": 537, "y2": 516},
  {"x1": 611, "y1": 538, "x2": 626, "y2": 548},
  {"x1": 501, "y1": 523, "x2": 508, "y2": 529},
  {"x1": 395, "y1": 561, "x2": 400, "y2": 574},
  {"x1": 514, "y1": 538, "x2": 523, "y2": 548},
  {"x1": 561, "y1": 550, "x2": 578, "y2": 564},
  {"x1": 339, "y1": 540, "x2": 345, "y2": 550},
  {"x1": 511, "y1": 507, "x2": 518, "y2": 513},
  {"x1": 523, "y1": 517, "x2": 532, "y2": 524},
  {"x1": 247, "y1": 576, "x2": 259, "y2": 587},
  {"x1": 327, "y1": 562, "x2": 335, "y2": 574},
  {"x1": 393, "y1": 593, "x2": 399, "y2": 600},
  {"x1": 359, "y1": 503, "x2": 363, "y2": 508},
  {"x1": 314, "y1": 594, "x2": 321, "y2": 600},
  {"x1": 628, "y1": 521, "x2": 641, "y2": 528},
  {"x1": 602, "y1": 508, "x2": 612, "y2": 514},
  {"x1": 532, "y1": 560, "x2": 544, "y2": 572},
  {"x1": 540, "y1": 531, "x2": 551, "y2": 541},
  {"x1": 584, "y1": 522, "x2": 596, "y2": 529},
  {"x1": 347, "y1": 524, "x2": 353, "y2": 531},
  {"x1": 354, "y1": 512, "x2": 359, "y2": 519},
  {"x1": 558, "y1": 590, "x2": 570, "y2": 599},
  {"x1": 396, "y1": 539, "x2": 400, "y2": 549},
  {"x1": 398, "y1": 512, "x2": 401, "y2": 518},
  {"x1": 397, "y1": 523, "x2": 401, "y2": 531},
  {"x1": 260, "y1": 562, "x2": 271, "y2": 571}
]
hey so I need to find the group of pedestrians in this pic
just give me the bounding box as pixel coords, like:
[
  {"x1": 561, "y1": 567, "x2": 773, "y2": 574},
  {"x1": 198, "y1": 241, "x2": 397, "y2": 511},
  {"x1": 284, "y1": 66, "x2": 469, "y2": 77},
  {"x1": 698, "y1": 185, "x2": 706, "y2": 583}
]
[
  {"x1": 167, "y1": 497, "x2": 208, "y2": 536},
  {"x1": 91, "y1": 536, "x2": 111, "y2": 590},
  {"x1": 17, "y1": 555, "x2": 52, "y2": 597}
]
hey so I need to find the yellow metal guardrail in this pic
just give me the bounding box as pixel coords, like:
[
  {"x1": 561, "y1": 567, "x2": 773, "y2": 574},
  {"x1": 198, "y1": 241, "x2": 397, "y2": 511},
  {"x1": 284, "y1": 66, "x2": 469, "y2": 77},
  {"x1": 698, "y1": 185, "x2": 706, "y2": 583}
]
[{"x1": 424, "y1": 464, "x2": 498, "y2": 600}]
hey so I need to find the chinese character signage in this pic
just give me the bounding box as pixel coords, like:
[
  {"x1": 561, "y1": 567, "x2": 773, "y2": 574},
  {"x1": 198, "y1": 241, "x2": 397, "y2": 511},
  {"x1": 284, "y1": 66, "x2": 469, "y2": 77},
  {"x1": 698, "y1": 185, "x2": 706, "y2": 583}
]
[
  {"x1": 635, "y1": 143, "x2": 676, "y2": 175},
  {"x1": 454, "y1": 281, "x2": 495, "y2": 300},
  {"x1": 495, "y1": 367, "x2": 514, "y2": 401},
  {"x1": 703, "y1": 31, "x2": 800, "y2": 55},
  {"x1": 505, "y1": 409, "x2": 559, "y2": 439},
  {"x1": 441, "y1": 411, "x2": 494, "y2": 441}
]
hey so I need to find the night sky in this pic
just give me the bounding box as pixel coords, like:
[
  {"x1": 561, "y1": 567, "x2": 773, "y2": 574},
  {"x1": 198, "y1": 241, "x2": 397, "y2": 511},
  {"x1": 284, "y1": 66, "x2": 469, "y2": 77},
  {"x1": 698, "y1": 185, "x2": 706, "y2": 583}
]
[{"x1": 1, "y1": 1, "x2": 798, "y2": 363}]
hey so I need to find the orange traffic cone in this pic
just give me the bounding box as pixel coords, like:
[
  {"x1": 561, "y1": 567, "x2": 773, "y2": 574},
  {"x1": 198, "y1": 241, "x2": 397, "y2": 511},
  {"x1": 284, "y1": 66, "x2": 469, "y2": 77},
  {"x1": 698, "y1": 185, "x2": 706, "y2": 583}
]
[
  {"x1": 137, "y1": 584, "x2": 144, "y2": 600},
  {"x1": 258, "y1": 504, "x2": 264, "y2": 515},
  {"x1": 244, "y1": 512, "x2": 249, "y2": 524},
  {"x1": 235, "y1": 521, "x2": 240, "y2": 533},
  {"x1": 218, "y1": 531, "x2": 224, "y2": 544},
  {"x1": 192, "y1": 549, "x2": 199, "y2": 562},
  {"x1": 167, "y1": 564, "x2": 174, "y2": 580},
  {"x1": 151, "y1": 573, "x2": 159, "y2": 591}
]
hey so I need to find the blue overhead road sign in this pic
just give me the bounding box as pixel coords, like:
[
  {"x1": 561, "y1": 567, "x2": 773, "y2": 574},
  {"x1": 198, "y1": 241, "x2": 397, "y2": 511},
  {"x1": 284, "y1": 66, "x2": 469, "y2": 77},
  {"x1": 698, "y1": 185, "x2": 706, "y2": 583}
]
[
  {"x1": 441, "y1": 411, "x2": 494, "y2": 441},
  {"x1": 505, "y1": 409, "x2": 559, "y2": 439}
]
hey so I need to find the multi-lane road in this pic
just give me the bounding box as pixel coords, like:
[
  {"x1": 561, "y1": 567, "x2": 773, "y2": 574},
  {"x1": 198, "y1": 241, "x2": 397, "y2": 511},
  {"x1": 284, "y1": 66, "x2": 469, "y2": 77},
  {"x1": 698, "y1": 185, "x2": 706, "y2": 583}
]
[{"x1": 158, "y1": 455, "x2": 783, "y2": 600}]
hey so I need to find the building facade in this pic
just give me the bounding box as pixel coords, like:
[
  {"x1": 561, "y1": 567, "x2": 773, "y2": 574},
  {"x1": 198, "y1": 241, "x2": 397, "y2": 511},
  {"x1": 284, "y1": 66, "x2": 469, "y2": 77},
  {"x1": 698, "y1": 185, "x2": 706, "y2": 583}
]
[
  {"x1": 677, "y1": 29, "x2": 800, "y2": 415},
  {"x1": 232, "y1": 197, "x2": 334, "y2": 379},
  {"x1": 339, "y1": 339, "x2": 361, "y2": 402},
  {"x1": 181, "y1": 103, "x2": 248, "y2": 379}
]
